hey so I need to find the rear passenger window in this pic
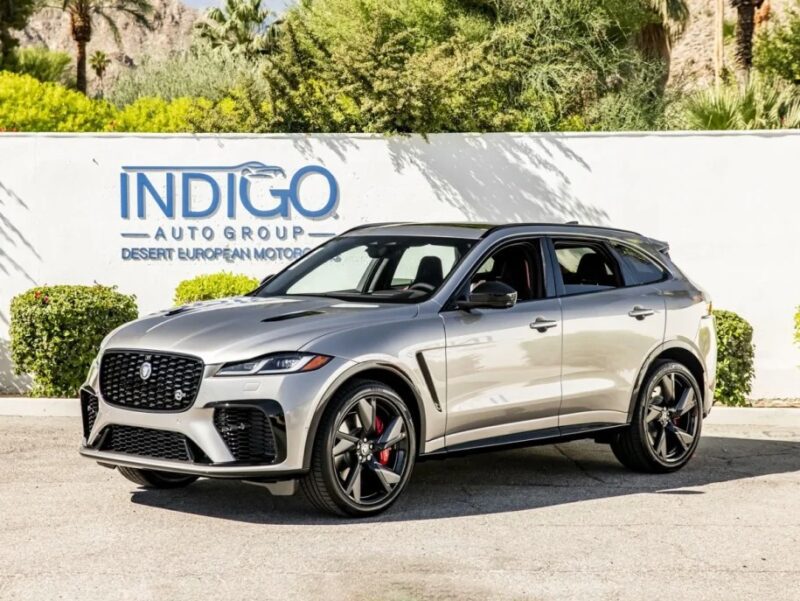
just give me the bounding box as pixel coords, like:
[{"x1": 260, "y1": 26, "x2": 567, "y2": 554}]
[
  {"x1": 614, "y1": 244, "x2": 667, "y2": 286},
  {"x1": 554, "y1": 241, "x2": 621, "y2": 295}
]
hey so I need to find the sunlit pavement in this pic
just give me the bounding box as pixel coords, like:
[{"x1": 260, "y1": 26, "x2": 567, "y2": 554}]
[{"x1": 1, "y1": 412, "x2": 798, "y2": 601}]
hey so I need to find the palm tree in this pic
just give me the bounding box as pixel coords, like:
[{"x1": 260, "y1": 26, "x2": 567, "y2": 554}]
[
  {"x1": 195, "y1": 0, "x2": 275, "y2": 59},
  {"x1": 51, "y1": 1, "x2": 153, "y2": 94},
  {"x1": 637, "y1": 0, "x2": 691, "y2": 66},
  {"x1": 89, "y1": 49, "x2": 110, "y2": 95},
  {"x1": 730, "y1": 0, "x2": 765, "y2": 76}
]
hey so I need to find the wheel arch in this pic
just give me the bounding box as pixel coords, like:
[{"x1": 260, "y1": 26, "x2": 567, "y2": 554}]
[
  {"x1": 302, "y1": 361, "x2": 426, "y2": 470},
  {"x1": 627, "y1": 341, "x2": 707, "y2": 422}
]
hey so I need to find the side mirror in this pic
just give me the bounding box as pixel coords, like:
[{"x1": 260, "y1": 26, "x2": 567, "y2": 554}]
[
  {"x1": 259, "y1": 274, "x2": 275, "y2": 287},
  {"x1": 456, "y1": 281, "x2": 517, "y2": 311}
]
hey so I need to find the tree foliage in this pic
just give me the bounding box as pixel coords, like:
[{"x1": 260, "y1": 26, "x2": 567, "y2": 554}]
[
  {"x1": 49, "y1": 0, "x2": 153, "y2": 94},
  {"x1": 257, "y1": 0, "x2": 670, "y2": 134},
  {"x1": 195, "y1": 0, "x2": 277, "y2": 58},
  {"x1": 0, "y1": 0, "x2": 38, "y2": 67},
  {"x1": 754, "y1": 3, "x2": 800, "y2": 84}
]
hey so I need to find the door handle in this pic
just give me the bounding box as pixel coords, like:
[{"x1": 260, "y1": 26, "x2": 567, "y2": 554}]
[
  {"x1": 628, "y1": 306, "x2": 655, "y2": 320},
  {"x1": 530, "y1": 317, "x2": 558, "y2": 332}
]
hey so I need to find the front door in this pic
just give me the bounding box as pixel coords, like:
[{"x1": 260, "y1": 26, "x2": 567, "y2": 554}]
[{"x1": 442, "y1": 239, "x2": 562, "y2": 449}]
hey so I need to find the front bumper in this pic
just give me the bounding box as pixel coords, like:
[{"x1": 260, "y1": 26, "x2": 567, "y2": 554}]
[{"x1": 79, "y1": 354, "x2": 354, "y2": 478}]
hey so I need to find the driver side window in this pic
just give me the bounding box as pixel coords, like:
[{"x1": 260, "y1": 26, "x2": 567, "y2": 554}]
[{"x1": 470, "y1": 241, "x2": 544, "y2": 302}]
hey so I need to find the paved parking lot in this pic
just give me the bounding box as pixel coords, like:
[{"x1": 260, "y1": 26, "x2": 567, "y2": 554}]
[{"x1": 1, "y1": 413, "x2": 799, "y2": 601}]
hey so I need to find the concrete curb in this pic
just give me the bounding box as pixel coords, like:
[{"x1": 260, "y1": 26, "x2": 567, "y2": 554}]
[
  {"x1": 0, "y1": 397, "x2": 797, "y2": 424},
  {"x1": 0, "y1": 397, "x2": 80, "y2": 417}
]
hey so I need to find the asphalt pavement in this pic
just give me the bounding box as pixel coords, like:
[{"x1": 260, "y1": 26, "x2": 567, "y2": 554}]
[{"x1": 1, "y1": 412, "x2": 798, "y2": 601}]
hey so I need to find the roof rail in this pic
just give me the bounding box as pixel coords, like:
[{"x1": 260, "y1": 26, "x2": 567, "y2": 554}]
[
  {"x1": 340, "y1": 222, "x2": 411, "y2": 235},
  {"x1": 480, "y1": 222, "x2": 645, "y2": 239}
]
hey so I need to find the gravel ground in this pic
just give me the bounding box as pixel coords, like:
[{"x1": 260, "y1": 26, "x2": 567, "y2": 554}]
[{"x1": 1, "y1": 415, "x2": 799, "y2": 601}]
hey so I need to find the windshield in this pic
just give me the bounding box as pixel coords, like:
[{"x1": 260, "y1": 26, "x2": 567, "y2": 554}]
[{"x1": 258, "y1": 235, "x2": 475, "y2": 303}]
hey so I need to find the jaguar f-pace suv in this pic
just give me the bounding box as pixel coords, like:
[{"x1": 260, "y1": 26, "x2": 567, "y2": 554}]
[{"x1": 80, "y1": 223, "x2": 716, "y2": 516}]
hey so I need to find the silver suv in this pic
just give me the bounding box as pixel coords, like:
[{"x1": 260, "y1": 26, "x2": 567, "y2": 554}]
[{"x1": 80, "y1": 223, "x2": 717, "y2": 516}]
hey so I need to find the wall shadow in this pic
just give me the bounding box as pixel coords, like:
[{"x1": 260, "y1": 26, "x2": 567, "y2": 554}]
[
  {"x1": 0, "y1": 337, "x2": 30, "y2": 394},
  {"x1": 130, "y1": 434, "x2": 800, "y2": 525},
  {"x1": 385, "y1": 134, "x2": 606, "y2": 224}
]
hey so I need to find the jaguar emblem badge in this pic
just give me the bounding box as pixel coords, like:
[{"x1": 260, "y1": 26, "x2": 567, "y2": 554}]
[{"x1": 139, "y1": 362, "x2": 152, "y2": 381}]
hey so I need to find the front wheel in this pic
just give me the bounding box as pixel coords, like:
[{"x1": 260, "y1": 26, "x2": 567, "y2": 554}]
[
  {"x1": 301, "y1": 379, "x2": 417, "y2": 517},
  {"x1": 117, "y1": 466, "x2": 199, "y2": 489},
  {"x1": 611, "y1": 361, "x2": 703, "y2": 473}
]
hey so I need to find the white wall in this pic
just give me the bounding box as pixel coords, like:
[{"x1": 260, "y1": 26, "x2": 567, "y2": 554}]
[{"x1": 0, "y1": 132, "x2": 798, "y2": 398}]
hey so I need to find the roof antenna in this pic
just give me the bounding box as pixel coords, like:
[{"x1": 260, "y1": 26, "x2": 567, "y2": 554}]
[{"x1": 564, "y1": 220, "x2": 579, "y2": 225}]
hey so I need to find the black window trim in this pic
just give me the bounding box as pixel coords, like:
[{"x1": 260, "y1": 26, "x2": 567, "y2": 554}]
[{"x1": 441, "y1": 234, "x2": 556, "y2": 312}]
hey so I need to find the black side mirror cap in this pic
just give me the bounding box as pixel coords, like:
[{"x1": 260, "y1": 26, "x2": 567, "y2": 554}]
[{"x1": 456, "y1": 281, "x2": 518, "y2": 311}]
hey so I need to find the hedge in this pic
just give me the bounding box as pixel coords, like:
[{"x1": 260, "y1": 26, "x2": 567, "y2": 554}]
[
  {"x1": 713, "y1": 309, "x2": 755, "y2": 407},
  {"x1": 173, "y1": 272, "x2": 259, "y2": 305},
  {"x1": 10, "y1": 285, "x2": 138, "y2": 397}
]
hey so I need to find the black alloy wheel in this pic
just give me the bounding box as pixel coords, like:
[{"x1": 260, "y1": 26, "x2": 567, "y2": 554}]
[
  {"x1": 302, "y1": 380, "x2": 416, "y2": 516},
  {"x1": 611, "y1": 361, "x2": 703, "y2": 473}
]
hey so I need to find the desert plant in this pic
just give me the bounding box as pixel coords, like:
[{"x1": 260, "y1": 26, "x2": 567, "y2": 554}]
[
  {"x1": 173, "y1": 272, "x2": 259, "y2": 304},
  {"x1": 795, "y1": 306, "x2": 800, "y2": 346},
  {"x1": 107, "y1": 44, "x2": 264, "y2": 106},
  {"x1": 713, "y1": 309, "x2": 756, "y2": 406},
  {"x1": 10, "y1": 285, "x2": 138, "y2": 397},
  {"x1": 9, "y1": 47, "x2": 72, "y2": 84},
  {"x1": 89, "y1": 49, "x2": 110, "y2": 94},
  {"x1": 683, "y1": 76, "x2": 800, "y2": 129}
]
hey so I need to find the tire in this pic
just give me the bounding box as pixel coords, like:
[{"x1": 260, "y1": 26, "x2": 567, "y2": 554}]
[
  {"x1": 301, "y1": 379, "x2": 417, "y2": 517},
  {"x1": 611, "y1": 361, "x2": 703, "y2": 473},
  {"x1": 117, "y1": 466, "x2": 199, "y2": 489}
]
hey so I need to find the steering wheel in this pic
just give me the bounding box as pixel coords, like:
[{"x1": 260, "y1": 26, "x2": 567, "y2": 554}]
[{"x1": 408, "y1": 282, "x2": 435, "y2": 293}]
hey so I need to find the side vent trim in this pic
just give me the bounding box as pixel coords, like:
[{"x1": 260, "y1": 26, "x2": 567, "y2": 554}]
[{"x1": 416, "y1": 352, "x2": 442, "y2": 412}]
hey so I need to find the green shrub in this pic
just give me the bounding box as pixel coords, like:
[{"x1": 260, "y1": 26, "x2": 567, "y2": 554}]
[
  {"x1": 714, "y1": 309, "x2": 755, "y2": 407},
  {"x1": 9, "y1": 47, "x2": 72, "y2": 85},
  {"x1": 111, "y1": 96, "x2": 212, "y2": 133},
  {"x1": 174, "y1": 272, "x2": 259, "y2": 304},
  {"x1": 107, "y1": 45, "x2": 266, "y2": 106},
  {"x1": 10, "y1": 285, "x2": 138, "y2": 397},
  {"x1": 0, "y1": 72, "x2": 114, "y2": 132},
  {"x1": 754, "y1": 3, "x2": 800, "y2": 84}
]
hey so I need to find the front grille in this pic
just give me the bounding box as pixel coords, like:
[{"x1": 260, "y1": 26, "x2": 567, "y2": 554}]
[
  {"x1": 214, "y1": 407, "x2": 277, "y2": 463},
  {"x1": 99, "y1": 425, "x2": 195, "y2": 462},
  {"x1": 100, "y1": 350, "x2": 203, "y2": 411},
  {"x1": 80, "y1": 388, "x2": 99, "y2": 439}
]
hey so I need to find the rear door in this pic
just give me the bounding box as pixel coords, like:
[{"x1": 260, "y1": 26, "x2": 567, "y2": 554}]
[{"x1": 551, "y1": 237, "x2": 666, "y2": 429}]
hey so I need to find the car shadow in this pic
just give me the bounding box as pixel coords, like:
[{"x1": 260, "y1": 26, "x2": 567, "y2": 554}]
[{"x1": 129, "y1": 434, "x2": 800, "y2": 524}]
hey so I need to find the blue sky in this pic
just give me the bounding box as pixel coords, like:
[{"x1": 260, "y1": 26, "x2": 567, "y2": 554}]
[{"x1": 183, "y1": 0, "x2": 293, "y2": 11}]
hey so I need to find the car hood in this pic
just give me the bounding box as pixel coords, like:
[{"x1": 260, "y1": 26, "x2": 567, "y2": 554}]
[{"x1": 102, "y1": 296, "x2": 419, "y2": 364}]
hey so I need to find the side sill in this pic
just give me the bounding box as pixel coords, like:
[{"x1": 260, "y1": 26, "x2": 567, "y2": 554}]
[{"x1": 419, "y1": 423, "x2": 627, "y2": 460}]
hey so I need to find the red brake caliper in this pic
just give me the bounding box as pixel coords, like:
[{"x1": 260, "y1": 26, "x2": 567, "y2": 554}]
[{"x1": 374, "y1": 415, "x2": 391, "y2": 465}]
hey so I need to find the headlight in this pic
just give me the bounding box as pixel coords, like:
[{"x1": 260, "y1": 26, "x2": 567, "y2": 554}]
[{"x1": 215, "y1": 352, "x2": 332, "y2": 376}]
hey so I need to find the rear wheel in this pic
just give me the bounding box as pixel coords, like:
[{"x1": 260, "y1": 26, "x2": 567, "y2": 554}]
[
  {"x1": 117, "y1": 466, "x2": 198, "y2": 489},
  {"x1": 301, "y1": 379, "x2": 416, "y2": 517},
  {"x1": 611, "y1": 361, "x2": 702, "y2": 473}
]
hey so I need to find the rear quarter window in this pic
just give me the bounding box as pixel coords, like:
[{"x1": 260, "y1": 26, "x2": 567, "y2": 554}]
[{"x1": 614, "y1": 244, "x2": 668, "y2": 286}]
